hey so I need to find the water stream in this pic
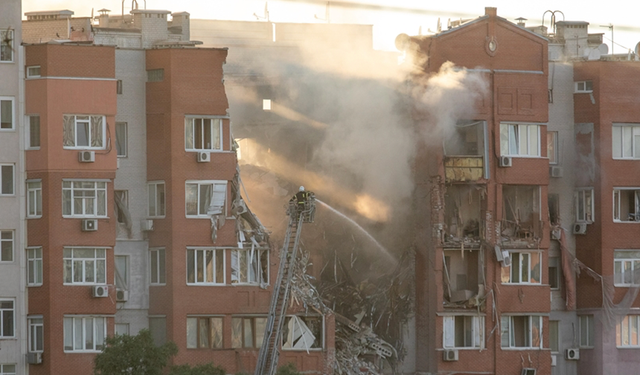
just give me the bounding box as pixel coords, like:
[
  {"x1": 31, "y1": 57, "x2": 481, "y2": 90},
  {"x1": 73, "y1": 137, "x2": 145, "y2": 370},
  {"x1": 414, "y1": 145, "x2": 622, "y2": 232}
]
[{"x1": 316, "y1": 199, "x2": 397, "y2": 264}]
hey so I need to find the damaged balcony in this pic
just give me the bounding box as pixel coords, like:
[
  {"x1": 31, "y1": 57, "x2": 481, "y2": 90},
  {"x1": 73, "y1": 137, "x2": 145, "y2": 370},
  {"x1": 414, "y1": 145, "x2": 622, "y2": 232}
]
[
  {"x1": 501, "y1": 185, "x2": 542, "y2": 247},
  {"x1": 444, "y1": 185, "x2": 484, "y2": 248},
  {"x1": 443, "y1": 248, "x2": 485, "y2": 308},
  {"x1": 443, "y1": 120, "x2": 488, "y2": 183}
]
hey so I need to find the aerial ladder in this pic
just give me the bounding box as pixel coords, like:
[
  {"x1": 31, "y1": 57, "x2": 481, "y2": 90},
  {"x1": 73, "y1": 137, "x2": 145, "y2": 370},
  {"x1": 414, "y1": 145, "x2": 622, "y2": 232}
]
[{"x1": 254, "y1": 192, "x2": 316, "y2": 375}]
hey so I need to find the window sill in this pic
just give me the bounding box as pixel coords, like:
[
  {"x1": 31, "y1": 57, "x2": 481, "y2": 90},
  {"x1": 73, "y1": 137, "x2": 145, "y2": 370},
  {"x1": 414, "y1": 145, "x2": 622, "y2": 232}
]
[
  {"x1": 186, "y1": 283, "x2": 226, "y2": 286},
  {"x1": 63, "y1": 147, "x2": 106, "y2": 151},
  {"x1": 26, "y1": 147, "x2": 41, "y2": 151},
  {"x1": 63, "y1": 283, "x2": 108, "y2": 286},
  {"x1": 281, "y1": 348, "x2": 324, "y2": 352},
  {"x1": 501, "y1": 155, "x2": 543, "y2": 159},
  {"x1": 62, "y1": 215, "x2": 108, "y2": 219},
  {"x1": 613, "y1": 220, "x2": 640, "y2": 224},
  {"x1": 502, "y1": 283, "x2": 543, "y2": 286},
  {"x1": 64, "y1": 350, "x2": 102, "y2": 353},
  {"x1": 442, "y1": 347, "x2": 483, "y2": 351},
  {"x1": 27, "y1": 216, "x2": 43, "y2": 219},
  {"x1": 501, "y1": 347, "x2": 543, "y2": 351},
  {"x1": 27, "y1": 284, "x2": 43, "y2": 287}
]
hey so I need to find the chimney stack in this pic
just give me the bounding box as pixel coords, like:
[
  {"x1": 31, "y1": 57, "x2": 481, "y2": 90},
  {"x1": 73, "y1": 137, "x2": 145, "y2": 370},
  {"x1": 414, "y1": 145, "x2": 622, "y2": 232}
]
[{"x1": 485, "y1": 7, "x2": 497, "y2": 17}]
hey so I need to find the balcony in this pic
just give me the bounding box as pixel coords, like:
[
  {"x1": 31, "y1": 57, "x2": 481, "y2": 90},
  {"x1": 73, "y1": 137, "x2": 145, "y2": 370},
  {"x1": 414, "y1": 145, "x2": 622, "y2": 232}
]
[
  {"x1": 443, "y1": 120, "x2": 487, "y2": 183},
  {"x1": 443, "y1": 185, "x2": 483, "y2": 248}
]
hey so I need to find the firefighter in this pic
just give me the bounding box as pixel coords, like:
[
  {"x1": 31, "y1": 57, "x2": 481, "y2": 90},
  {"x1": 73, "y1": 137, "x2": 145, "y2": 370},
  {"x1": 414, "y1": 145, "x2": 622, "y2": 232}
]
[{"x1": 290, "y1": 186, "x2": 311, "y2": 218}]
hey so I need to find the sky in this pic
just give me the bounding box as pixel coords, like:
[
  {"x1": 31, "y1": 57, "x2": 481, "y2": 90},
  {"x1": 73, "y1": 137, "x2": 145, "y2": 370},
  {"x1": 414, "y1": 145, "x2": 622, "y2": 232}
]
[{"x1": 21, "y1": 0, "x2": 640, "y2": 52}]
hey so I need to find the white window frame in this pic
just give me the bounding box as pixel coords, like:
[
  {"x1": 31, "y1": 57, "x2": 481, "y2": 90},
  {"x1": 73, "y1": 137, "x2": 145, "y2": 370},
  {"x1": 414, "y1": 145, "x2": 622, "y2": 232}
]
[
  {"x1": 613, "y1": 188, "x2": 640, "y2": 222},
  {"x1": 443, "y1": 315, "x2": 484, "y2": 349},
  {"x1": 27, "y1": 115, "x2": 40, "y2": 149},
  {"x1": 115, "y1": 323, "x2": 129, "y2": 336},
  {"x1": 0, "y1": 299, "x2": 14, "y2": 338},
  {"x1": 0, "y1": 164, "x2": 14, "y2": 196},
  {"x1": 579, "y1": 315, "x2": 595, "y2": 348},
  {"x1": 616, "y1": 315, "x2": 640, "y2": 348},
  {"x1": 0, "y1": 230, "x2": 13, "y2": 262},
  {"x1": 147, "y1": 181, "x2": 166, "y2": 218},
  {"x1": 186, "y1": 316, "x2": 224, "y2": 349},
  {"x1": 185, "y1": 180, "x2": 227, "y2": 218},
  {"x1": 281, "y1": 315, "x2": 325, "y2": 351},
  {"x1": 186, "y1": 248, "x2": 225, "y2": 285},
  {"x1": 62, "y1": 115, "x2": 106, "y2": 150},
  {"x1": 547, "y1": 131, "x2": 558, "y2": 164},
  {"x1": 231, "y1": 248, "x2": 269, "y2": 285},
  {"x1": 575, "y1": 188, "x2": 594, "y2": 224},
  {"x1": 63, "y1": 316, "x2": 107, "y2": 352},
  {"x1": 501, "y1": 251, "x2": 542, "y2": 285},
  {"x1": 185, "y1": 117, "x2": 223, "y2": 152},
  {"x1": 26, "y1": 66, "x2": 41, "y2": 78},
  {"x1": 0, "y1": 29, "x2": 14, "y2": 63},
  {"x1": 150, "y1": 248, "x2": 166, "y2": 285},
  {"x1": 612, "y1": 124, "x2": 640, "y2": 159},
  {"x1": 574, "y1": 80, "x2": 593, "y2": 93},
  {"x1": 614, "y1": 250, "x2": 640, "y2": 286},
  {"x1": 500, "y1": 123, "x2": 541, "y2": 157},
  {"x1": 115, "y1": 122, "x2": 127, "y2": 157},
  {"x1": 115, "y1": 255, "x2": 129, "y2": 291},
  {"x1": 27, "y1": 247, "x2": 43, "y2": 286},
  {"x1": 27, "y1": 180, "x2": 42, "y2": 218},
  {"x1": 500, "y1": 315, "x2": 543, "y2": 349},
  {"x1": 28, "y1": 315, "x2": 44, "y2": 352},
  {"x1": 549, "y1": 256, "x2": 560, "y2": 290},
  {"x1": 0, "y1": 97, "x2": 14, "y2": 130},
  {"x1": 0, "y1": 364, "x2": 16, "y2": 375},
  {"x1": 63, "y1": 247, "x2": 107, "y2": 285},
  {"x1": 62, "y1": 180, "x2": 108, "y2": 218}
]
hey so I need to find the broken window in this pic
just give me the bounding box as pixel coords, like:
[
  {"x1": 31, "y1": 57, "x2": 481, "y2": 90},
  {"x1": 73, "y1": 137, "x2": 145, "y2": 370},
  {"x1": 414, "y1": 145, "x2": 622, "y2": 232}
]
[
  {"x1": 443, "y1": 250, "x2": 480, "y2": 302},
  {"x1": 186, "y1": 316, "x2": 223, "y2": 349},
  {"x1": 613, "y1": 188, "x2": 640, "y2": 222},
  {"x1": 500, "y1": 251, "x2": 541, "y2": 284},
  {"x1": 614, "y1": 250, "x2": 640, "y2": 286},
  {"x1": 443, "y1": 315, "x2": 483, "y2": 349},
  {"x1": 185, "y1": 180, "x2": 227, "y2": 217},
  {"x1": 575, "y1": 188, "x2": 594, "y2": 223},
  {"x1": 231, "y1": 316, "x2": 267, "y2": 348},
  {"x1": 500, "y1": 123, "x2": 540, "y2": 157},
  {"x1": 282, "y1": 316, "x2": 323, "y2": 350},
  {"x1": 502, "y1": 185, "x2": 540, "y2": 239},
  {"x1": 500, "y1": 315, "x2": 542, "y2": 348},
  {"x1": 444, "y1": 121, "x2": 488, "y2": 182},
  {"x1": 612, "y1": 124, "x2": 640, "y2": 159},
  {"x1": 186, "y1": 248, "x2": 225, "y2": 285},
  {"x1": 231, "y1": 248, "x2": 268, "y2": 285},
  {"x1": 444, "y1": 185, "x2": 482, "y2": 244}
]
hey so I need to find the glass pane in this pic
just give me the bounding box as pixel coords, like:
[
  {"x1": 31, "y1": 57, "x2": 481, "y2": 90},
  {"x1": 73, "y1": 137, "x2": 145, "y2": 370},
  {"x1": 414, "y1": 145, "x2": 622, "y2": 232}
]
[
  {"x1": 613, "y1": 127, "x2": 622, "y2": 158},
  {"x1": 199, "y1": 184, "x2": 212, "y2": 215},
  {"x1": 148, "y1": 185, "x2": 156, "y2": 216},
  {"x1": 500, "y1": 316, "x2": 509, "y2": 347},
  {"x1": 255, "y1": 317, "x2": 266, "y2": 349},
  {"x1": 77, "y1": 121, "x2": 90, "y2": 147},
  {"x1": 624, "y1": 127, "x2": 633, "y2": 158},
  {"x1": 231, "y1": 318, "x2": 242, "y2": 348},
  {"x1": 36, "y1": 325, "x2": 44, "y2": 351},
  {"x1": 531, "y1": 317, "x2": 541, "y2": 347},
  {"x1": 73, "y1": 260, "x2": 83, "y2": 283},
  {"x1": 151, "y1": 251, "x2": 159, "y2": 283},
  {"x1": 500, "y1": 124, "x2": 509, "y2": 155},
  {"x1": 159, "y1": 249, "x2": 166, "y2": 283},
  {"x1": 30, "y1": 116, "x2": 41, "y2": 147},
  {"x1": 547, "y1": 132, "x2": 556, "y2": 163},
  {"x1": 185, "y1": 184, "x2": 198, "y2": 215},
  {"x1": 157, "y1": 184, "x2": 165, "y2": 216},
  {"x1": 64, "y1": 318, "x2": 73, "y2": 350},
  {"x1": 0, "y1": 100, "x2": 12, "y2": 129},
  {"x1": 185, "y1": 120, "x2": 194, "y2": 149},
  {"x1": 97, "y1": 259, "x2": 106, "y2": 284},
  {"x1": 204, "y1": 119, "x2": 212, "y2": 149},
  {"x1": 206, "y1": 250, "x2": 214, "y2": 283},
  {"x1": 86, "y1": 260, "x2": 95, "y2": 283},
  {"x1": 211, "y1": 317, "x2": 223, "y2": 348},
  {"x1": 74, "y1": 318, "x2": 83, "y2": 350},
  {"x1": 509, "y1": 125, "x2": 518, "y2": 155},
  {"x1": 244, "y1": 318, "x2": 253, "y2": 347},
  {"x1": 95, "y1": 318, "x2": 105, "y2": 350},
  {"x1": 635, "y1": 134, "x2": 640, "y2": 159},
  {"x1": 187, "y1": 250, "x2": 195, "y2": 284},
  {"x1": 97, "y1": 190, "x2": 106, "y2": 216},
  {"x1": 549, "y1": 321, "x2": 559, "y2": 352},
  {"x1": 85, "y1": 318, "x2": 94, "y2": 350},
  {"x1": 511, "y1": 253, "x2": 520, "y2": 283},
  {"x1": 186, "y1": 318, "x2": 197, "y2": 348},
  {"x1": 528, "y1": 125, "x2": 539, "y2": 156},
  {"x1": 196, "y1": 250, "x2": 204, "y2": 283},
  {"x1": 216, "y1": 250, "x2": 225, "y2": 284},
  {"x1": 530, "y1": 253, "x2": 540, "y2": 283},
  {"x1": 1, "y1": 165, "x2": 13, "y2": 194},
  {"x1": 199, "y1": 318, "x2": 209, "y2": 348}
]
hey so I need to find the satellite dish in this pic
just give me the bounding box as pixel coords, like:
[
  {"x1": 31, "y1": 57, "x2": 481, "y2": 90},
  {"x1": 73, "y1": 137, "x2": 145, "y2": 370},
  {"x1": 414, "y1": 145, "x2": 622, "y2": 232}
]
[
  {"x1": 597, "y1": 43, "x2": 609, "y2": 55},
  {"x1": 583, "y1": 47, "x2": 592, "y2": 57},
  {"x1": 588, "y1": 49, "x2": 601, "y2": 60},
  {"x1": 635, "y1": 42, "x2": 640, "y2": 55},
  {"x1": 395, "y1": 33, "x2": 410, "y2": 51}
]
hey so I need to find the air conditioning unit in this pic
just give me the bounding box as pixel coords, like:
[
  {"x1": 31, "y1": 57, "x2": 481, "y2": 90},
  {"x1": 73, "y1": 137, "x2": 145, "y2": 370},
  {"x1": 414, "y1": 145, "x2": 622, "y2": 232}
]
[
  {"x1": 521, "y1": 369, "x2": 536, "y2": 375},
  {"x1": 92, "y1": 285, "x2": 109, "y2": 298},
  {"x1": 494, "y1": 245, "x2": 504, "y2": 262},
  {"x1": 443, "y1": 349, "x2": 458, "y2": 361},
  {"x1": 197, "y1": 152, "x2": 211, "y2": 162},
  {"x1": 499, "y1": 156, "x2": 512, "y2": 167},
  {"x1": 27, "y1": 352, "x2": 43, "y2": 364},
  {"x1": 502, "y1": 252, "x2": 512, "y2": 267},
  {"x1": 566, "y1": 348, "x2": 580, "y2": 360},
  {"x1": 550, "y1": 166, "x2": 563, "y2": 178},
  {"x1": 116, "y1": 289, "x2": 129, "y2": 302},
  {"x1": 78, "y1": 150, "x2": 95, "y2": 163},
  {"x1": 140, "y1": 219, "x2": 154, "y2": 231},
  {"x1": 573, "y1": 223, "x2": 587, "y2": 235},
  {"x1": 81, "y1": 219, "x2": 98, "y2": 232},
  {"x1": 551, "y1": 354, "x2": 557, "y2": 366}
]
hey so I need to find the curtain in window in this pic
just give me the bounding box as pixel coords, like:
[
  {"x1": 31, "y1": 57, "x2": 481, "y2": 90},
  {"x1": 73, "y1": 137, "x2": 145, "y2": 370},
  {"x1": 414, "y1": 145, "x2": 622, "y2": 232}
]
[
  {"x1": 114, "y1": 191, "x2": 132, "y2": 236},
  {"x1": 91, "y1": 116, "x2": 103, "y2": 147},
  {"x1": 63, "y1": 115, "x2": 75, "y2": 147},
  {"x1": 213, "y1": 119, "x2": 221, "y2": 150}
]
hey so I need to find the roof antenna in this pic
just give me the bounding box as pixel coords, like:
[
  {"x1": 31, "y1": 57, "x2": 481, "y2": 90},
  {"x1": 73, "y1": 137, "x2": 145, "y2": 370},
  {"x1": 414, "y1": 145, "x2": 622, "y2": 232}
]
[
  {"x1": 599, "y1": 23, "x2": 614, "y2": 54},
  {"x1": 253, "y1": 2, "x2": 270, "y2": 22},
  {"x1": 542, "y1": 10, "x2": 564, "y2": 34}
]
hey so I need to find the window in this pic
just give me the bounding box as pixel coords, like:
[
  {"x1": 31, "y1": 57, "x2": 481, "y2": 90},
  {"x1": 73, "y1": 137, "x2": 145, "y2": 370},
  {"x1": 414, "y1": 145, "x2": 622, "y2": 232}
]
[
  {"x1": 62, "y1": 115, "x2": 106, "y2": 149},
  {"x1": 62, "y1": 180, "x2": 107, "y2": 217},
  {"x1": 187, "y1": 316, "x2": 223, "y2": 349},
  {"x1": 114, "y1": 190, "x2": 128, "y2": 224},
  {"x1": 148, "y1": 182, "x2": 165, "y2": 217},
  {"x1": 0, "y1": 98, "x2": 13, "y2": 130},
  {"x1": 574, "y1": 80, "x2": 593, "y2": 93},
  {"x1": 27, "y1": 247, "x2": 43, "y2": 286},
  {"x1": 0, "y1": 300, "x2": 14, "y2": 337},
  {"x1": 1, "y1": 164, "x2": 14, "y2": 195},
  {"x1": 185, "y1": 118, "x2": 222, "y2": 151},
  {"x1": 614, "y1": 250, "x2": 640, "y2": 286},
  {"x1": 63, "y1": 316, "x2": 106, "y2": 352},
  {"x1": 0, "y1": 231, "x2": 13, "y2": 262},
  {"x1": 501, "y1": 251, "x2": 541, "y2": 284},
  {"x1": 63, "y1": 248, "x2": 107, "y2": 285},
  {"x1": 28, "y1": 116, "x2": 40, "y2": 148},
  {"x1": 26, "y1": 66, "x2": 41, "y2": 78},
  {"x1": 147, "y1": 69, "x2": 164, "y2": 82},
  {"x1": 150, "y1": 248, "x2": 166, "y2": 284},
  {"x1": 187, "y1": 248, "x2": 225, "y2": 285},
  {"x1": 149, "y1": 316, "x2": 167, "y2": 345},
  {"x1": 116, "y1": 80, "x2": 123, "y2": 95},
  {"x1": 0, "y1": 29, "x2": 14, "y2": 62},
  {"x1": 115, "y1": 323, "x2": 129, "y2": 336},
  {"x1": 0, "y1": 364, "x2": 15, "y2": 375},
  {"x1": 500, "y1": 315, "x2": 542, "y2": 349},
  {"x1": 115, "y1": 255, "x2": 128, "y2": 291},
  {"x1": 231, "y1": 248, "x2": 268, "y2": 285},
  {"x1": 27, "y1": 180, "x2": 43, "y2": 218},
  {"x1": 579, "y1": 315, "x2": 595, "y2": 347},
  {"x1": 282, "y1": 316, "x2": 324, "y2": 350},
  {"x1": 612, "y1": 124, "x2": 640, "y2": 159},
  {"x1": 613, "y1": 188, "x2": 640, "y2": 222},
  {"x1": 616, "y1": 315, "x2": 640, "y2": 347},
  {"x1": 231, "y1": 316, "x2": 267, "y2": 348},
  {"x1": 116, "y1": 122, "x2": 127, "y2": 157},
  {"x1": 549, "y1": 256, "x2": 560, "y2": 290},
  {"x1": 547, "y1": 131, "x2": 558, "y2": 164},
  {"x1": 549, "y1": 320, "x2": 559, "y2": 352},
  {"x1": 29, "y1": 316, "x2": 44, "y2": 352},
  {"x1": 263, "y1": 99, "x2": 272, "y2": 111},
  {"x1": 575, "y1": 188, "x2": 594, "y2": 223},
  {"x1": 549, "y1": 194, "x2": 560, "y2": 225},
  {"x1": 500, "y1": 123, "x2": 540, "y2": 157},
  {"x1": 185, "y1": 181, "x2": 227, "y2": 217},
  {"x1": 443, "y1": 315, "x2": 483, "y2": 349}
]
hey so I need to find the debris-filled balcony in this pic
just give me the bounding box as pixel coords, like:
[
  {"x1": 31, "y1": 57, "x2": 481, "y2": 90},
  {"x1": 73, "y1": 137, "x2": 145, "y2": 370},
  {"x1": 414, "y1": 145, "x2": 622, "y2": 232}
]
[
  {"x1": 501, "y1": 185, "x2": 542, "y2": 246},
  {"x1": 443, "y1": 248, "x2": 484, "y2": 307},
  {"x1": 444, "y1": 185, "x2": 484, "y2": 248},
  {"x1": 443, "y1": 120, "x2": 488, "y2": 183}
]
